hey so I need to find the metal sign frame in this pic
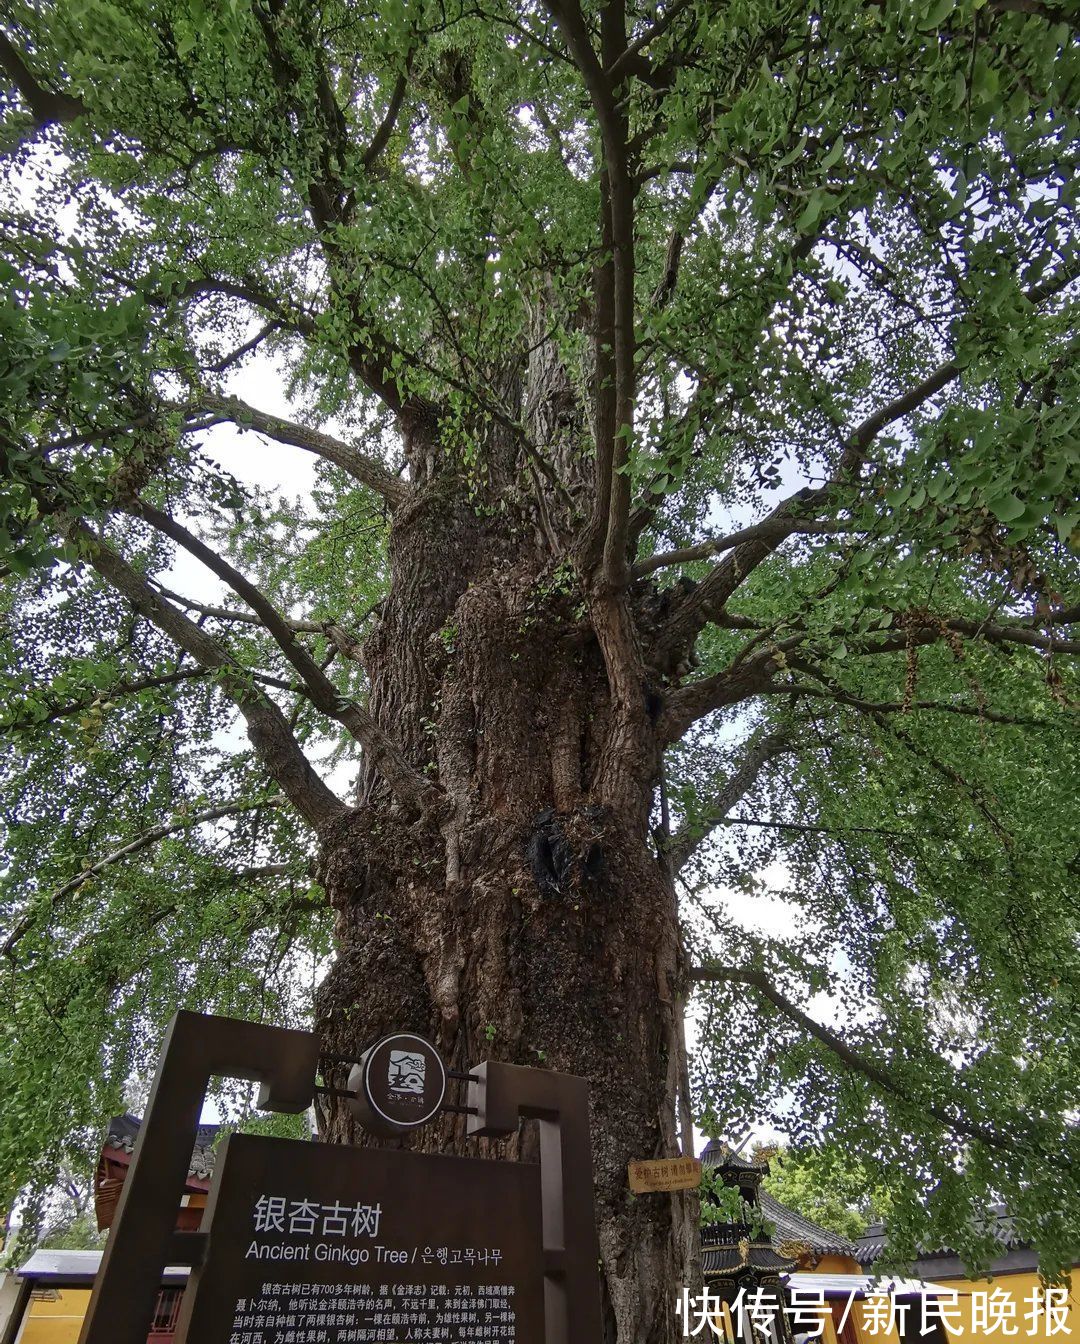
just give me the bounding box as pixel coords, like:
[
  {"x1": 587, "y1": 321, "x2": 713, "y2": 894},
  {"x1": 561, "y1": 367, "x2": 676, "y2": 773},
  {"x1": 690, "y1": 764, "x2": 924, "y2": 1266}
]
[{"x1": 76, "y1": 1010, "x2": 602, "y2": 1344}]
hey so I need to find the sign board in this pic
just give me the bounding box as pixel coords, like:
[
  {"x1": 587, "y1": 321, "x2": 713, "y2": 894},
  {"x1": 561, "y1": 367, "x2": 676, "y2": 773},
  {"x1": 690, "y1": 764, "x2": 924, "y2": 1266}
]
[
  {"x1": 176, "y1": 1134, "x2": 544, "y2": 1343},
  {"x1": 78, "y1": 1011, "x2": 602, "y2": 1344},
  {"x1": 627, "y1": 1157, "x2": 701, "y2": 1193},
  {"x1": 347, "y1": 1032, "x2": 447, "y2": 1135}
]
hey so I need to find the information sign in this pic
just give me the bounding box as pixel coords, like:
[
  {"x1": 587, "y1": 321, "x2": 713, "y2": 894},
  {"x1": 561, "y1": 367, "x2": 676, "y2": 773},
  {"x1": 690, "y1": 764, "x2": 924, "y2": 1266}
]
[
  {"x1": 77, "y1": 1012, "x2": 602, "y2": 1344},
  {"x1": 175, "y1": 1133, "x2": 544, "y2": 1344},
  {"x1": 627, "y1": 1157, "x2": 702, "y2": 1193}
]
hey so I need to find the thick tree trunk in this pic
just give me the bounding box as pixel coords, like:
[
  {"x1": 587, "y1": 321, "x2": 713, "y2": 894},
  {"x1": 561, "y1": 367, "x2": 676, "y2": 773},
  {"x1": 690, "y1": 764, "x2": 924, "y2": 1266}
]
[{"x1": 312, "y1": 412, "x2": 699, "y2": 1341}]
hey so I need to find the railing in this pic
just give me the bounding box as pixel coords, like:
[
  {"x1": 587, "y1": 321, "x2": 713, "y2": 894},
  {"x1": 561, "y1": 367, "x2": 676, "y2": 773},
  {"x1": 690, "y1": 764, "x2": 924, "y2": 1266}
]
[
  {"x1": 701, "y1": 1221, "x2": 754, "y2": 1246},
  {"x1": 146, "y1": 1286, "x2": 183, "y2": 1340}
]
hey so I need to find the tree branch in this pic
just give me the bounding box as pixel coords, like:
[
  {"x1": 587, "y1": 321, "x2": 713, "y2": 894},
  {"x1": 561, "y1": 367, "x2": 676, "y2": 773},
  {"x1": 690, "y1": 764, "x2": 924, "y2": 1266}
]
[
  {"x1": 663, "y1": 601, "x2": 1076, "y2": 740},
  {"x1": 169, "y1": 274, "x2": 412, "y2": 415},
  {"x1": 660, "y1": 647, "x2": 785, "y2": 740},
  {"x1": 361, "y1": 71, "x2": 409, "y2": 171},
  {"x1": 164, "y1": 276, "x2": 317, "y2": 333},
  {"x1": 649, "y1": 225, "x2": 685, "y2": 310},
  {"x1": 545, "y1": 0, "x2": 637, "y2": 586},
  {"x1": 1, "y1": 668, "x2": 209, "y2": 734},
  {"x1": 690, "y1": 963, "x2": 1010, "y2": 1151},
  {"x1": 652, "y1": 489, "x2": 832, "y2": 668},
  {"x1": 1026, "y1": 603, "x2": 1080, "y2": 626},
  {"x1": 135, "y1": 504, "x2": 441, "y2": 813},
  {"x1": 766, "y1": 681, "x2": 1053, "y2": 726},
  {"x1": 149, "y1": 586, "x2": 327, "y2": 633},
  {"x1": 0, "y1": 32, "x2": 85, "y2": 128},
  {"x1": 67, "y1": 521, "x2": 345, "y2": 830},
  {"x1": 653, "y1": 350, "x2": 948, "y2": 656},
  {"x1": 837, "y1": 357, "x2": 958, "y2": 474},
  {"x1": 206, "y1": 321, "x2": 282, "y2": 374},
  {"x1": 721, "y1": 815, "x2": 912, "y2": 837},
  {"x1": 667, "y1": 728, "x2": 797, "y2": 873},
  {"x1": 540, "y1": 1, "x2": 649, "y2": 804},
  {"x1": 635, "y1": 519, "x2": 851, "y2": 578},
  {"x1": 647, "y1": 170, "x2": 724, "y2": 311},
  {"x1": 185, "y1": 393, "x2": 408, "y2": 505},
  {"x1": 231, "y1": 860, "x2": 311, "y2": 882},
  {"x1": 151, "y1": 584, "x2": 369, "y2": 663},
  {"x1": 607, "y1": 0, "x2": 696, "y2": 82},
  {"x1": 850, "y1": 617, "x2": 1080, "y2": 659},
  {"x1": 2, "y1": 799, "x2": 284, "y2": 959}
]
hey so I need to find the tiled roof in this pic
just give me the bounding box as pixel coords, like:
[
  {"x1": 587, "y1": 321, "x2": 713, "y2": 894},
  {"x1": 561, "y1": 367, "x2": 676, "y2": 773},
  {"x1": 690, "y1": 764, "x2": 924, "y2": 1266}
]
[
  {"x1": 857, "y1": 1204, "x2": 1023, "y2": 1265},
  {"x1": 104, "y1": 1113, "x2": 221, "y2": 1181},
  {"x1": 701, "y1": 1139, "x2": 768, "y2": 1174},
  {"x1": 759, "y1": 1189, "x2": 858, "y2": 1259},
  {"x1": 702, "y1": 1240, "x2": 798, "y2": 1280}
]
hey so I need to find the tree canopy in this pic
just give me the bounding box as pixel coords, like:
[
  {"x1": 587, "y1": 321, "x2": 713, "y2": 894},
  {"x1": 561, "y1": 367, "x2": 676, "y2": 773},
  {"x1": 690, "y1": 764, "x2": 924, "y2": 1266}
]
[
  {"x1": 1, "y1": 0, "x2": 1078, "y2": 1286},
  {"x1": 754, "y1": 1142, "x2": 887, "y2": 1244}
]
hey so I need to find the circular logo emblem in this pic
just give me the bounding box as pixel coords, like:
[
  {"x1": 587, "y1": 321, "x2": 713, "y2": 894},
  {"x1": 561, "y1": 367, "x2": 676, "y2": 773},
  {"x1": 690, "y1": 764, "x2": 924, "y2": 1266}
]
[{"x1": 347, "y1": 1033, "x2": 446, "y2": 1135}]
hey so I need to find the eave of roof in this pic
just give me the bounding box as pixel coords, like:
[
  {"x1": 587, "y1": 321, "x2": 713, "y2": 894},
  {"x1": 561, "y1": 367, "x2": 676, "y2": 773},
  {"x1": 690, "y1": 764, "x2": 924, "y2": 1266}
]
[
  {"x1": 17, "y1": 1249, "x2": 188, "y2": 1286},
  {"x1": 703, "y1": 1241, "x2": 799, "y2": 1280},
  {"x1": 857, "y1": 1205, "x2": 1028, "y2": 1265},
  {"x1": 759, "y1": 1190, "x2": 858, "y2": 1260},
  {"x1": 701, "y1": 1141, "x2": 768, "y2": 1176}
]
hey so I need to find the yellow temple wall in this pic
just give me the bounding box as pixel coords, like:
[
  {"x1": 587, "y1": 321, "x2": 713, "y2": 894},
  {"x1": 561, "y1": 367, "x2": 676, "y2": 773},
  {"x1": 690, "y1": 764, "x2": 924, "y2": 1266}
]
[
  {"x1": 13, "y1": 1287, "x2": 90, "y2": 1344},
  {"x1": 798, "y1": 1258, "x2": 1080, "y2": 1343},
  {"x1": 814, "y1": 1254, "x2": 863, "y2": 1274},
  {"x1": 924, "y1": 1270, "x2": 1079, "y2": 1340}
]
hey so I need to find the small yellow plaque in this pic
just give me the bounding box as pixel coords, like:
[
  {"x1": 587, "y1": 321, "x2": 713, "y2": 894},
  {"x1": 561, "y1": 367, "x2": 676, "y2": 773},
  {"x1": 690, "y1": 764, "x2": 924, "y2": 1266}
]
[{"x1": 627, "y1": 1157, "x2": 702, "y2": 1193}]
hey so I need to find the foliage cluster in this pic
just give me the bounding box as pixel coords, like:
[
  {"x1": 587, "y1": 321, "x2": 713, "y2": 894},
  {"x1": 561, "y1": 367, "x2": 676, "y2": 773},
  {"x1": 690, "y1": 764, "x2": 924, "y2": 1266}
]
[{"x1": 0, "y1": 0, "x2": 1077, "y2": 1282}]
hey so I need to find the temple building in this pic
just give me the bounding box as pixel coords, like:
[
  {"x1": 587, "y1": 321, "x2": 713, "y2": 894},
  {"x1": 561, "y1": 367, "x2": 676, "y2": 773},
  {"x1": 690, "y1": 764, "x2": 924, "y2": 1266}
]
[
  {"x1": 701, "y1": 1140, "x2": 944, "y2": 1344},
  {"x1": 1, "y1": 1115, "x2": 214, "y2": 1344},
  {"x1": 856, "y1": 1207, "x2": 1080, "y2": 1341},
  {"x1": 700, "y1": 1140, "x2": 800, "y2": 1340}
]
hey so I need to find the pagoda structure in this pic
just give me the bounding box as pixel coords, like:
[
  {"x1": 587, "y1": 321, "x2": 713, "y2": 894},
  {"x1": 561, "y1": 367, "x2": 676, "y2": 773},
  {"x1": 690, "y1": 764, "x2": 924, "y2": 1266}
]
[{"x1": 700, "y1": 1139, "x2": 799, "y2": 1342}]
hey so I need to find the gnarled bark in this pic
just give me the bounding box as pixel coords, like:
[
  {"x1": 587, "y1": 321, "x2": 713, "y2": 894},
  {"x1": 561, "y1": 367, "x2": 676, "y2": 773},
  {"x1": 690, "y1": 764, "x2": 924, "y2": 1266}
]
[{"x1": 312, "y1": 418, "x2": 699, "y2": 1342}]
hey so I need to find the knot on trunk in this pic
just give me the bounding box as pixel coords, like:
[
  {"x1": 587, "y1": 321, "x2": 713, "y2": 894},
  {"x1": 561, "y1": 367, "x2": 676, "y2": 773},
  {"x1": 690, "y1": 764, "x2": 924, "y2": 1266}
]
[
  {"x1": 634, "y1": 575, "x2": 701, "y2": 679},
  {"x1": 525, "y1": 807, "x2": 606, "y2": 898}
]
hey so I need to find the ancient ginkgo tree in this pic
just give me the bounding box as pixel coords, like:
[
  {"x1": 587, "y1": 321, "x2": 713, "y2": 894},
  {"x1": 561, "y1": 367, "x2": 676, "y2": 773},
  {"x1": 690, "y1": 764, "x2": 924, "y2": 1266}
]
[{"x1": 1, "y1": 0, "x2": 1078, "y2": 1337}]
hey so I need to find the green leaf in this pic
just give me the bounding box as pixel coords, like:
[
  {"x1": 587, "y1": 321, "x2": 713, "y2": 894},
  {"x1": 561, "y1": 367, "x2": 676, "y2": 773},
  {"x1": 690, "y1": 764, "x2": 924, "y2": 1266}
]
[
  {"x1": 918, "y1": 0, "x2": 955, "y2": 29},
  {"x1": 819, "y1": 135, "x2": 844, "y2": 172},
  {"x1": 988, "y1": 493, "x2": 1026, "y2": 523},
  {"x1": 777, "y1": 131, "x2": 809, "y2": 168},
  {"x1": 796, "y1": 190, "x2": 831, "y2": 233},
  {"x1": 951, "y1": 70, "x2": 968, "y2": 110}
]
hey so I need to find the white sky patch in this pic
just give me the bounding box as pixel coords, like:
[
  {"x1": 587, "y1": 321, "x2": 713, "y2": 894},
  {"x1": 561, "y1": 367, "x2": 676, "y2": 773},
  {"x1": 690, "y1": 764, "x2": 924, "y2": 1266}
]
[{"x1": 718, "y1": 858, "x2": 823, "y2": 944}]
